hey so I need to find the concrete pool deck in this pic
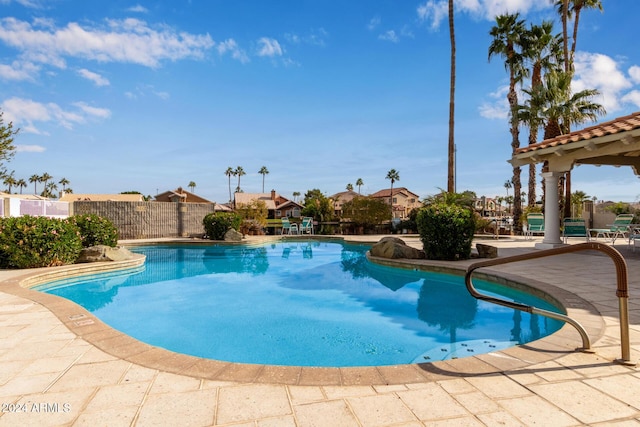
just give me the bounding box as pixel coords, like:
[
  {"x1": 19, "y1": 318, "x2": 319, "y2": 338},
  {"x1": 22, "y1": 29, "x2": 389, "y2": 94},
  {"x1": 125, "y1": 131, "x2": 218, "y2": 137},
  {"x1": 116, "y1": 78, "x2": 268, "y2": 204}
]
[{"x1": 0, "y1": 235, "x2": 638, "y2": 426}]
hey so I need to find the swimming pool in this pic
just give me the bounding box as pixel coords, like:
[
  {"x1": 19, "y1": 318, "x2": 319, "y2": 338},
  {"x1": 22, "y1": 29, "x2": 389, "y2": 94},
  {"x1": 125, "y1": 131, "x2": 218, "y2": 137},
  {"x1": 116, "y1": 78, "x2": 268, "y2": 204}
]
[{"x1": 35, "y1": 240, "x2": 563, "y2": 367}]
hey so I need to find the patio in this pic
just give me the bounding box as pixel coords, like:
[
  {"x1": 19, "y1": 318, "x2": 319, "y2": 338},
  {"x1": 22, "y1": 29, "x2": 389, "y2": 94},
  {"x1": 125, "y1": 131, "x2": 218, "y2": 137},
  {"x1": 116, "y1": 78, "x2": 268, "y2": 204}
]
[{"x1": 0, "y1": 235, "x2": 638, "y2": 426}]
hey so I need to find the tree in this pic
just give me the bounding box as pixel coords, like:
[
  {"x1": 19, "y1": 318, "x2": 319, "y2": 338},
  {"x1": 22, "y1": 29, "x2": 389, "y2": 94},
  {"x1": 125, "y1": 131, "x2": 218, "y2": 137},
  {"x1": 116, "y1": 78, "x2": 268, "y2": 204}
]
[
  {"x1": 188, "y1": 181, "x2": 196, "y2": 193},
  {"x1": 385, "y1": 169, "x2": 400, "y2": 217},
  {"x1": 489, "y1": 13, "x2": 528, "y2": 233},
  {"x1": 355, "y1": 178, "x2": 364, "y2": 194},
  {"x1": 346, "y1": 183, "x2": 353, "y2": 191},
  {"x1": 234, "y1": 166, "x2": 245, "y2": 193},
  {"x1": 504, "y1": 179, "x2": 512, "y2": 198},
  {"x1": 292, "y1": 191, "x2": 300, "y2": 202},
  {"x1": 571, "y1": 190, "x2": 590, "y2": 217},
  {"x1": 224, "y1": 167, "x2": 235, "y2": 203},
  {"x1": 258, "y1": 166, "x2": 269, "y2": 193},
  {"x1": 59, "y1": 177, "x2": 70, "y2": 193},
  {"x1": 29, "y1": 174, "x2": 40, "y2": 195},
  {"x1": 3, "y1": 171, "x2": 16, "y2": 193},
  {"x1": 0, "y1": 110, "x2": 18, "y2": 176},
  {"x1": 44, "y1": 181, "x2": 58, "y2": 198},
  {"x1": 520, "y1": 21, "x2": 563, "y2": 208},
  {"x1": 301, "y1": 189, "x2": 334, "y2": 233},
  {"x1": 341, "y1": 196, "x2": 391, "y2": 232},
  {"x1": 447, "y1": 0, "x2": 456, "y2": 193},
  {"x1": 40, "y1": 172, "x2": 52, "y2": 195},
  {"x1": 16, "y1": 178, "x2": 26, "y2": 194}
]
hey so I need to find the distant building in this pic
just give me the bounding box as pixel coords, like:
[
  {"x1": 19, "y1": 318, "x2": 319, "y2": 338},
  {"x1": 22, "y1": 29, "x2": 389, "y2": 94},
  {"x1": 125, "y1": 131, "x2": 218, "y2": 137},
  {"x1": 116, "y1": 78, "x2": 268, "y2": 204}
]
[
  {"x1": 328, "y1": 190, "x2": 361, "y2": 216},
  {"x1": 234, "y1": 190, "x2": 303, "y2": 218},
  {"x1": 474, "y1": 197, "x2": 500, "y2": 217},
  {"x1": 369, "y1": 187, "x2": 422, "y2": 219},
  {"x1": 155, "y1": 187, "x2": 213, "y2": 203}
]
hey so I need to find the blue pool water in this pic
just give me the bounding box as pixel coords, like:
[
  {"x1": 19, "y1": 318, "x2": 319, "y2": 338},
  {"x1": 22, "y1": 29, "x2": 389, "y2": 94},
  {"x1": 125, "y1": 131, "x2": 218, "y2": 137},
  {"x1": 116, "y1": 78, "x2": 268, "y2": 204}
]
[{"x1": 35, "y1": 240, "x2": 563, "y2": 367}]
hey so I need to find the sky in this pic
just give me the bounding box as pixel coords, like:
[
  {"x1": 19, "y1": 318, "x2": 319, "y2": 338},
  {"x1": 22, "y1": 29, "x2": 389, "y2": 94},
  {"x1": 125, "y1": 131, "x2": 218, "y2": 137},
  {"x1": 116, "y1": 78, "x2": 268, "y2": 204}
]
[{"x1": 1, "y1": 0, "x2": 640, "y2": 205}]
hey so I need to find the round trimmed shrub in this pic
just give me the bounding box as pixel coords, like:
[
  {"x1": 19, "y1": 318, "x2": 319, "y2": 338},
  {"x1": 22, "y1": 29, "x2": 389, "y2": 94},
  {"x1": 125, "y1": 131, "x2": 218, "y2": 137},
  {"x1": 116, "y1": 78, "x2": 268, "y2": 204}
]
[
  {"x1": 416, "y1": 203, "x2": 476, "y2": 261},
  {"x1": 0, "y1": 215, "x2": 83, "y2": 268},
  {"x1": 69, "y1": 214, "x2": 119, "y2": 247},
  {"x1": 203, "y1": 212, "x2": 241, "y2": 240}
]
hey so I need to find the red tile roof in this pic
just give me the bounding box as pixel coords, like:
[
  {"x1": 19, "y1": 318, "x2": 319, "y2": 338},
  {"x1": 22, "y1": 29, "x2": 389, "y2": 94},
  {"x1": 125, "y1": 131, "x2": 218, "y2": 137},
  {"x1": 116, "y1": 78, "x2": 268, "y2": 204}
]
[{"x1": 516, "y1": 111, "x2": 640, "y2": 154}]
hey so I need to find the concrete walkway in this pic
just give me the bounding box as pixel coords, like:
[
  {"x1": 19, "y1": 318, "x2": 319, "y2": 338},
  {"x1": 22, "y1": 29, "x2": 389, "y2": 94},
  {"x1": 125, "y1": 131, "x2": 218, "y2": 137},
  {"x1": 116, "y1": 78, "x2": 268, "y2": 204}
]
[{"x1": 0, "y1": 235, "x2": 638, "y2": 426}]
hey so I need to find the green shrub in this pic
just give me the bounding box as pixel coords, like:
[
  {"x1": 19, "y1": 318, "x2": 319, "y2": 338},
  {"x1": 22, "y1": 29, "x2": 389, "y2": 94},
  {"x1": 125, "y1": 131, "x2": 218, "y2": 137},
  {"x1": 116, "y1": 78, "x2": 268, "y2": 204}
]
[
  {"x1": 416, "y1": 203, "x2": 476, "y2": 261},
  {"x1": 203, "y1": 212, "x2": 241, "y2": 240},
  {"x1": 0, "y1": 215, "x2": 83, "y2": 268},
  {"x1": 69, "y1": 214, "x2": 119, "y2": 247}
]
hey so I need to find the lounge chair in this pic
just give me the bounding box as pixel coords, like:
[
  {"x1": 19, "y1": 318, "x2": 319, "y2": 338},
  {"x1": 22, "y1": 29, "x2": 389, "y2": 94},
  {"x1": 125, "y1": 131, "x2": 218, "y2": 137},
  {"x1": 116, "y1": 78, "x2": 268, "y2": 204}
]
[
  {"x1": 281, "y1": 217, "x2": 298, "y2": 235},
  {"x1": 562, "y1": 218, "x2": 590, "y2": 243},
  {"x1": 524, "y1": 213, "x2": 544, "y2": 240},
  {"x1": 589, "y1": 214, "x2": 634, "y2": 243},
  {"x1": 299, "y1": 217, "x2": 314, "y2": 234}
]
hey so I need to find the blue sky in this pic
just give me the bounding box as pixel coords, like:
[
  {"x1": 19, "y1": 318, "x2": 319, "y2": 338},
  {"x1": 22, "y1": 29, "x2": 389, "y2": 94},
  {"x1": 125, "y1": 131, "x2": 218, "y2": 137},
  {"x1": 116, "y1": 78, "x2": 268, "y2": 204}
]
[{"x1": 1, "y1": 0, "x2": 639, "y2": 204}]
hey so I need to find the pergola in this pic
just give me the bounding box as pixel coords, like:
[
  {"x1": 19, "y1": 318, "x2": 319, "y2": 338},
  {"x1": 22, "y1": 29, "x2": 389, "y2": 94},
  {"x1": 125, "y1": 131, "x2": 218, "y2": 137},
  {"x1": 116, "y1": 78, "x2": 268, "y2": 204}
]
[{"x1": 510, "y1": 111, "x2": 640, "y2": 248}]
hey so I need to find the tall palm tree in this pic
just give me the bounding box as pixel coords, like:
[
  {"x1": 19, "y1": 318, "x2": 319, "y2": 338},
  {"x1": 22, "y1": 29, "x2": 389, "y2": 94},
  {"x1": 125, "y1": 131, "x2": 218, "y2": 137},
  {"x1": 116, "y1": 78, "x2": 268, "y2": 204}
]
[
  {"x1": 224, "y1": 167, "x2": 235, "y2": 203},
  {"x1": 504, "y1": 180, "x2": 512, "y2": 198},
  {"x1": 188, "y1": 181, "x2": 196, "y2": 193},
  {"x1": 29, "y1": 174, "x2": 40, "y2": 194},
  {"x1": 258, "y1": 166, "x2": 269, "y2": 193},
  {"x1": 234, "y1": 166, "x2": 245, "y2": 193},
  {"x1": 292, "y1": 191, "x2": 300, "y2": 202},
  {"x1": 40, "y1": 172, "x2": 52, "y2": 195},
  {"x1": 385, "y1": 169, "x2": 400, "y2": 217},
  {"x1": 556, "y1": 0, "x2": 603, "y2": 218},
  {"x1": 489, "y1": 13, "x2": 527, "y2": 234},
  {"x1": 58, "y1": 177, "x2": 70, "y2": 193},
  {"x1": 355, "y1": 178, "x2": 364, "y2": 194},
  {"x1": 447, "y1": 0, "x2": 456, "y2": 193},
  {"x1": 16, "y1": 178, "x2": 26, "y2": 194},
  {"x1": 520, "y1": 21, "x2": 563, "y2": 208},
  {"x1": 45, "y1": 181, "x2": 58, "y2": 198},
  {"x1": 3, "y1": 171, "x2": 15, "y2": 193}
]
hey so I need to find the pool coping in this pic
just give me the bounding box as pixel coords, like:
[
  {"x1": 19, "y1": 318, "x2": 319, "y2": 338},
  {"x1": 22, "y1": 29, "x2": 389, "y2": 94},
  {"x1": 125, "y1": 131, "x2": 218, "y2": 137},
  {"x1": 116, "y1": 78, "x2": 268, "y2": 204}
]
[{"x1": 0, "y1": 238, "x2": 605, "y2": 386}]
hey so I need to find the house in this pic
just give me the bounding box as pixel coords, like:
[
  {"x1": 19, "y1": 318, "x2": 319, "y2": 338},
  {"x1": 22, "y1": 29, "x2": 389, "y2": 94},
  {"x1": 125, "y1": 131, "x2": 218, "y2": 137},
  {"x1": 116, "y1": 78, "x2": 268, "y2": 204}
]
[
  {"x1": 474, "y1": 197, "x2": 499, "y2": 217},
  {"x1": 155, "y1": 187, "x2": 213, "y2": 203},
  {"x1": 369, "y1": 187, "x2": 423, "y2": 219},
  {"x1": 329, "y1": 190, "x2": 360, "y2": 216},
  {"x1": 234, "y1": 190, "x2": 303, "y2": 219}
]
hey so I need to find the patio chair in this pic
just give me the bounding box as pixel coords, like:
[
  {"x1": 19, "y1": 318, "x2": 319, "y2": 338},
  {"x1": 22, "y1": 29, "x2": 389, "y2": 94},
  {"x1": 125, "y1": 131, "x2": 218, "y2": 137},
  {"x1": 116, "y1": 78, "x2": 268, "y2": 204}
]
[
  {"x1": 562, "y1": 218, "x2": 590, "y2": 243},
  {"x1": 589, "y1": 214, "x2": 634, "y2": 243},
  {"x1": 524, "y1": 213, "x2": 544, "y2": 240},
  {"x1": 281, "y1": 217, "x2": 298, "y2": 235},
  {"x1": 299, "y1": 217, "x2": 314, "y2": 234}
]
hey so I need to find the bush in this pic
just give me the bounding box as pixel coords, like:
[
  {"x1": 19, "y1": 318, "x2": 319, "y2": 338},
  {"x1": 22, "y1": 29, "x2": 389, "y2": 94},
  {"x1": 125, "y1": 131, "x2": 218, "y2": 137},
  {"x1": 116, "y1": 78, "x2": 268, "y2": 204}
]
[
  {"x1": 69, "y1": 214, "x2": 119, "y2": 247},
  {"x1": 0, "y1": 215, "x2": 83, "y2": 268},
  {"x1": 203, "y1": 212, "x2": 241, "y2": 240},
  {"x1": 416, "y1": 203, "x2": 476, "y2": 261}
]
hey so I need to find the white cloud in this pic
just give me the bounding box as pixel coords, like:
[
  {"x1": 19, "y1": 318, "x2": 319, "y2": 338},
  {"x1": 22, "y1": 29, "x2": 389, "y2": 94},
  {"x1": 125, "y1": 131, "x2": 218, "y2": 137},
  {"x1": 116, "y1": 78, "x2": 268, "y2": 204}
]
[
  {"x1": 257, "y1": 37, "x2": 283, "y2": 57},
  {"x1": 378, "y1": 30, "x2": 399, "y2": 43},
  {"x1": 1, "y1": 96, "x2": 110, "y2": 133},
  {"x1": 417, "y1": 0, "x2": 449, "y2": 30},
  {"x1": 16, "y1": 144, "x2": 45, "y2": 152},
  {"x1": 479, "y1": 85, "x2": 509, "y2": 119},
  {"x1": 77, "y1": 68, "x2": 110, "y2": 86},
  {"x1": 368, "y1": 16, "x2": 381, "y2": 31},
  {"x1": 0, "y1": 17, "x2": 215, "y2": 69},
  {"x1": 629, "y1": 65, "x2": 640, "y2": 84},
  {"x1": 127, "y1": 5, "x2": 148, "y2": 13},
  {"x1": 0, "y1": 60, "x2": 39, "y2": 81},
  {"x1": 216, "y1": 38, "x2": 249, "y2": 63},
  {"x1": 573, "y1": 52, "x2": 632, "y2": 113},
  {"x1": 621, "y1": 90, "x2": 640, "y2": 109}
]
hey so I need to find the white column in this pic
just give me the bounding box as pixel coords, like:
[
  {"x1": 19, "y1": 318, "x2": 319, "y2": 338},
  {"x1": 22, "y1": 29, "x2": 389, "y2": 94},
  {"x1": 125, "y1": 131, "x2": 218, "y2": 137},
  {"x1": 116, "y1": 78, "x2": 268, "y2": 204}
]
[{"x1": 536, "y1": 171, "x2": 564, "y2": 249}]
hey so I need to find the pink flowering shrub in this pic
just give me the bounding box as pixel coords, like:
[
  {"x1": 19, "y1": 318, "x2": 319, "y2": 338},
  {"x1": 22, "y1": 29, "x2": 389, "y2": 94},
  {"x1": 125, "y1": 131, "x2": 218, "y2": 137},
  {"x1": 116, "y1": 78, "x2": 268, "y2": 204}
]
[
  {"x1": 68, "y1": 214, "x2": 118, "y2": 248},
  {"x1": 0, "y1": 215, "x2": 82, "y2": 268}
]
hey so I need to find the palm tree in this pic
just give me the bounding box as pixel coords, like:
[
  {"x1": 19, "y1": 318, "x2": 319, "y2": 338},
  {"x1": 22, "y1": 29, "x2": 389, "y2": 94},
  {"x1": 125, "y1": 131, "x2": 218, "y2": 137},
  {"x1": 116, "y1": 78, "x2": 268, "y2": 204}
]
[
  {"x1": 571, "y1": 190, "x2": 590, "y2": 217},
  {"x1": 44, "y1": 181, "x2": 58, "y2": 198},
  {"x1": 355, "y1": 178, "x2": 364, "y2": 194},
  {"x1": 3, "y1": 171, "x2": 15, "y2": 193},
  {"x1": 58, "y1": 177, "x2": 70, "y2": 193},
  {"x1": 346, "y1": 183, "x2": 353, "y2": 191},
  {"x1": 447, "y1": 0, "x2": 456, "y2": 193},
  {"x1": 40, "y1": 172, "x2": 52, "y2": 195},
  {"x1": 385, "y1": 169, "x2": 400, "y2": 217},
  {"x1": 188, "y1": 181, "x2": 196, "y2": 193},
  {"x1": 504, "y1": 180, "x2": 512, "y2": 198},
  {"x1": 234, "y1": 166, "x2": 245, "y2": 193},
  {"x1": 520, "y1": 21, "x2": 563, "y2": 208},
  {"x1": 292, "y1": 191, "x2": 300, "y2": 202},
  {"x1": 489, "y1": 13, "x2": 527, "y2": 234},
  {"x1": 224, "y1": 167, "x2": 235, "y2": 203},
  {"x1": 258, "y1": 166, "x2": 269, "y2": 193},
  {"x1": 16, "y1": 178, "x2": 26, "y2": 194},
  {"x1": 29, "y1": 174, "x2": 40, "y2": 194}
]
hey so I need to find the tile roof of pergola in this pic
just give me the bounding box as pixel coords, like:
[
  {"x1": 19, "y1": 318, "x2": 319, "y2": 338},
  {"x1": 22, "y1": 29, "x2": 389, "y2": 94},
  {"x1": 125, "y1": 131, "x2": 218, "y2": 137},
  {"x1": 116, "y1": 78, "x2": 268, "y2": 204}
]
[{"x1": 510, "y1": 111, "x2": 640, "y2": 174}]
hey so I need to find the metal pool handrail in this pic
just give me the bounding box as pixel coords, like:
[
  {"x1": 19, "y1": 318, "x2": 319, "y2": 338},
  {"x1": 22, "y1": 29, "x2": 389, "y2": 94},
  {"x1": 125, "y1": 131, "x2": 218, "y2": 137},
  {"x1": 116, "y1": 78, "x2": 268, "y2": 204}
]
[{"x1": 464, "y1": 242, "x2": 635, "y2": 366}]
